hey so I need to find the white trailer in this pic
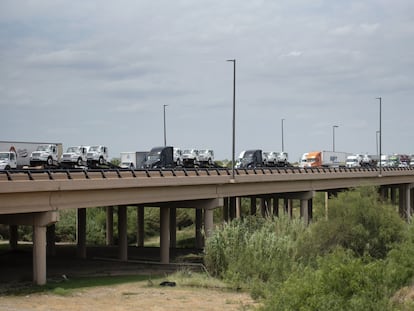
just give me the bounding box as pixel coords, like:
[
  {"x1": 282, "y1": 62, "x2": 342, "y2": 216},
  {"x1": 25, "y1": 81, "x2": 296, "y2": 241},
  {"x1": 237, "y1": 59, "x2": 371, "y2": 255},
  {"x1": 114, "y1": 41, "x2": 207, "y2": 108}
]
[
  {"x1": 120, "y1": 151, "x2": 148, "y2": 169},
  {"x1": 0, "y1": 141, "x2": 63, "y2": 168}
]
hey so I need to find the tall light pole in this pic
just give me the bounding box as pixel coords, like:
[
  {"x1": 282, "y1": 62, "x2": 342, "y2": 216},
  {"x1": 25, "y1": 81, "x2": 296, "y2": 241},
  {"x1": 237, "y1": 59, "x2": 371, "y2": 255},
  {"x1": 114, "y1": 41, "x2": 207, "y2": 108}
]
[
  {"x1": 281, "y1": 118, "x2": 285, "y2": 152},
  {"x1": 376, "y1": 97, "x2": 382, "y2": 176},
  {"x1": 163, "y1": 104, "x2": 168, "y2": 146},
  {"x1": 227, "y1": 59, "x2": 236, "y2": 179},
  {"x1": 332, "y1": 125, "x2": 339, "y2": 152},
  {"x1": 376, "y1": 130, "x2": 380, "y2": 159}
]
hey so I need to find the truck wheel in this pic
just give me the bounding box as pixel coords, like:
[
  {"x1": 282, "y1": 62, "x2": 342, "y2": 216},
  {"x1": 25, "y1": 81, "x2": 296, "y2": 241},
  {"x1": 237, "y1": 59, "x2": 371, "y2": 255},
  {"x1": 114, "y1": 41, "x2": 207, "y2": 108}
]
[
  {"x1": 47, "y1": 157, "x2": 53, "y2": 166},
  {"x1": 5, "y1": 165, "x2": 10, "y2": 170},
  {"x1": 77, "y1": 158, "x2": 83, "y2": 166},
  {"x1": 99, "y1": 157, "x2": 105, "y2": 165}
]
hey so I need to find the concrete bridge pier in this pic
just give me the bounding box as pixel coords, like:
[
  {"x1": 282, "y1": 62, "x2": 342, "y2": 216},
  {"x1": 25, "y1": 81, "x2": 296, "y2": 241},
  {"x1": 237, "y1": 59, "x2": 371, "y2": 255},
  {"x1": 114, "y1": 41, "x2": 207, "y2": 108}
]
[
  {"x1": 250, "y1": 197, "x2": 257, "y2": 215},
  {"x1": 137, "y1": 206, "x2": 144, "y2": 247},
  {"x1": 195, "y1": 208, "x2": 203, "y2": 248},
  {"x1": 399, "y1": 184, "x2": 414, "y2": 221},
  {"x1": 170, "y1": 207, "x2": 177, "y2": 248},
  {"x1": 273, "y1": 196, "x2": 279, "y2": 217},
  {"x1": 76, "y1": 208, "x2": 87, "y2": 259},
  {"x1": 106, "y1": 206, "x2": 114, "y2": 246},
  {"x1": 118, "y1": 205, "x2": 128, "y2": 261},
  {"x1": 0, "y1": 211, "x2": 59, "y2": 285},
  {"x1": 9, "y1": 225, "x2": 18, "y2": 250}
]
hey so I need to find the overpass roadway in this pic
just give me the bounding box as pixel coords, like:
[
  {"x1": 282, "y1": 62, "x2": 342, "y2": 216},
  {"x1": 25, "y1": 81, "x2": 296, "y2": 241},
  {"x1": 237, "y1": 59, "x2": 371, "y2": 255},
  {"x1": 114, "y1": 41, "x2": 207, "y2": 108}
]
[{"x1": 1, "y1": 166, "x2": 414, "y2": 284}]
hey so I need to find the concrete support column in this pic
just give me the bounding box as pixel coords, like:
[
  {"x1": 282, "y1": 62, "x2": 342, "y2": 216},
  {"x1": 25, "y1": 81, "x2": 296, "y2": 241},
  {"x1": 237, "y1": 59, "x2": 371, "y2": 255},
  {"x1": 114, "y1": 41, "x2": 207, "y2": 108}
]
[
  {"x1": 250, "y1": 197, "x2": 257, "y2": 215},
  {"x1": 300, "y1": 199, "x2": 309, "y2": 225},
  {"x1": 273, "y1": 196, "x2": 279, "y2": 217},
  {"x1": 33, "y1": 225, "x2": 47, "y2": 285},
  {"x1": 160, "y1": 206, "x2": 170, "y2": 264},
  {"x1": 76, "y1": 208, "x2": 87, "y2": 259},
  {"x1": 399, "y1": 184, "x2": 411, "y2": 221},
  {"x1": 391, "y1": 187, "x2": 397, "y2": 205},
  {"x1": 9, "y1": 225, "x2": 18, "y2": 250},
  {"x1": 170, "y1": 208, "x2": 177, "y2": 248},
  {"x1": 308, "y1": 198, "x2": 313, "y2": 223},
  {"x1": 204, "y1": 208, "x2": 214, "y2": 239},
  {"x1": 137, "y1": 206, "x2": 144, "y2": 247},
  {"x1": 229, "y1": 197, "x2": 236, "y2": 220},
  {"x1": 223, "y1": 197, "x2": 229, "y2": 222},
  {"x1": 46, "y1": 224, "x2": 56, "y2": 256},
  {"x1": 106, "y1": 206, "x2": 114, "y2": 246},
  {"x1": 236, "y1": 197, "x2": 241, "y2": 219},
  {"x1": 118, "y1": 205, "x2": 128, "y2": 261},
  {"x1": 195, "y1": 208, "x2": 203, "y2": 248}
]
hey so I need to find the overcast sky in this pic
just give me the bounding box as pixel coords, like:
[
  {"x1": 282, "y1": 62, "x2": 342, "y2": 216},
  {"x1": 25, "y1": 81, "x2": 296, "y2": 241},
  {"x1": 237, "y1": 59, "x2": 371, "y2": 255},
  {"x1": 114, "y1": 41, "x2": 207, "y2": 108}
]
[{"x1": 1, "y1": 0, "x2": 414, "y2": 162}]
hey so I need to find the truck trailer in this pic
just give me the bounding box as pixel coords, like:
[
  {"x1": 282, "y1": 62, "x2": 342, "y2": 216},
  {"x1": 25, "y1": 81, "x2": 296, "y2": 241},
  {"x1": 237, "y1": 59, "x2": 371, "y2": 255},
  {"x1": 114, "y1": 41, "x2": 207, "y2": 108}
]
[
  {"x1": 0, "y1": 141, "x2": 63, "y2": 169},
  {"x1": 301, "y1": 151, "x2": 350, "y2": 168},
  {"x1": 120, "y1": 151, "x2": 149, "y2": 169}
]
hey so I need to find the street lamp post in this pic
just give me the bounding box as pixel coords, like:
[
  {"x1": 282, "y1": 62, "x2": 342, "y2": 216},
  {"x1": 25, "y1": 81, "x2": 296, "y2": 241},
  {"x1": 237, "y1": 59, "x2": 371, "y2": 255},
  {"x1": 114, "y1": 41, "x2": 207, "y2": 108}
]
[
  {"x1": 376, "y1": 97, "x2": 382, "y2": 176},
  {"x1": 332, "y1": 125, "x2": 339, "y2": 152},
  {"x1": 227, "y1": 59, "x2": 236, "y2": 179},
  {"x1": 376, "y1": 130, "x2": 380, "y2": 159},
  {"x1": 281, "y1": 118, "x2": 285, "y2": 152},
  {"x1": 163, "y1": 104, "x2": 168, "y2": 146}
]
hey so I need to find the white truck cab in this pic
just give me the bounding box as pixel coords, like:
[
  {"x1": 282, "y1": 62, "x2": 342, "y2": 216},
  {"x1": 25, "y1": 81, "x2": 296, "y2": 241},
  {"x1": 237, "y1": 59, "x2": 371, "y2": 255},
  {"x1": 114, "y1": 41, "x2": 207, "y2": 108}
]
[
  {"x1": 0, "y1": 151, "x2": 17, "y2": 170},
  {"x1": 198, "y1": 149, "x2": 214, "y2": 167},
  {"x1": 173, "y1": 148, "x2": 183, "y2": 166},
  {"x1": 181, "y1": 149, "x2": 200, "y2": 167},
  {"x1": 87, "y1": 145, "x2": 108, "y2": 167},
  {"x1": 346, "y1": 154, "x2": 362, "y2": 168},
  {"x1": 30, "y1": 144, "x2": 60, "y2": 167},
  {"x1": 61, "y1": 146, "x2": 89, "y2": 167}
]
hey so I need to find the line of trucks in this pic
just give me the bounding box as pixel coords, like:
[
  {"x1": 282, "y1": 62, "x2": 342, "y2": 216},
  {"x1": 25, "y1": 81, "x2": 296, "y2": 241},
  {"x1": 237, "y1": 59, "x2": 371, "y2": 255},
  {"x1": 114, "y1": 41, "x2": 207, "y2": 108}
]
[
  {"x1": 0, "y1": 141, "x2": 109, "y2": 170},
  {"x1": 298, "y1": 151, "x2": 413, "y2": 168},
  {"x1": 1, "y1": 141, "x2": 413, "y2": 170}
]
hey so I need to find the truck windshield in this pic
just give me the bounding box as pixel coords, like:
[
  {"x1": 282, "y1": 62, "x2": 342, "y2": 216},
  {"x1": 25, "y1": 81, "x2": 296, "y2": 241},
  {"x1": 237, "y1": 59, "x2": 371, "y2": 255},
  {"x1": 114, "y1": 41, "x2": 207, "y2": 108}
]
[
  {"x1": 147, "y1": 152, "x2": 161, "y2": 161},
  {"x1": 89, "y1": 146, "x2": 99, "y2": 152},
  {"x1": 243, "y1": 151, "x2": 255, "y2": 159},
  {"x1": 0, "y1": 153, "x2": 9, "y2": 159},
  {"x1": 36, "y1": 145, "x2": 49, "y2": 151},
  {"x1": 66, "y1": 147, "x2": 78, "y2": 153}
]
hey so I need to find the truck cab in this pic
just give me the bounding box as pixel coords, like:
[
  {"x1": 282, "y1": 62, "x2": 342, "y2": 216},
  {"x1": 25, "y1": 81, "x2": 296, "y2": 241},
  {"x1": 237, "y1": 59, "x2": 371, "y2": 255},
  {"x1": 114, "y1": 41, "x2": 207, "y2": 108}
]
[
  {"x1": 60, "y1": 146, "x2": 89, "y2": 168},
  {"x1": 30, "y1": 144, "x2": 60, "y2": 167},
  {"x1": 235, "y1": 149, "x2": 263, "y2": 169},
  {"x1": 87, "y1": 145, "x2": 108, "y2": 167},
  {"x1": 198, "y1": 149, "x2": 214, "y2": 167},
  {"x1": 173, "y1": 148, "x2": 183, "y2": 167},
  {"x1": 142, "y1": 146, "x2": 174, "y2": 169},
  {"x1": 264, "y1": 151, "x2": 288, "y2": 167},
  {"x1": 0, "y1": 151, "x2": 17, "y2": 170},
  {"x1": 346, "y1": 154, "x2": 362, "y2": 168},
  {"x1": 181, "y1": 149, "x2": 200, "y2": 167}
]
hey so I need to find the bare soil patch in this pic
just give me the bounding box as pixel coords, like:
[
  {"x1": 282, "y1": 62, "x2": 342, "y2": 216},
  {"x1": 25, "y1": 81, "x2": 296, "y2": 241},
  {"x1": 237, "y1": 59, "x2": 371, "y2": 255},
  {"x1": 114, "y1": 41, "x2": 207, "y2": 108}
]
[{"x1": 0, "y1": 280, "x2": 258, "y2": 311}]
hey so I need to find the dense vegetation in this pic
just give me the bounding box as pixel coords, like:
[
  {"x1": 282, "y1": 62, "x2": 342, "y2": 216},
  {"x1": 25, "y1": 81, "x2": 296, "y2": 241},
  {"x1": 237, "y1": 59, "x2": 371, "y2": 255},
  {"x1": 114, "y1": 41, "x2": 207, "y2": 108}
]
[{"x1": 204, "y1": 187, "x2": 414, "y2": 310}]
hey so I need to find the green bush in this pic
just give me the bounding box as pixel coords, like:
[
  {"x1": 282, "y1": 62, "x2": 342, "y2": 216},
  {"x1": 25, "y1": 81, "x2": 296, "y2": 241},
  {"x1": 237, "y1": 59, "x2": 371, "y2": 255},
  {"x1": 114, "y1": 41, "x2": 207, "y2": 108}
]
[
  {"x1": 298, "y1": 187, "x2": 406, "y2": 261},
  {"x1": 204, "y1": 214, "x2": 308, "y2": 297},
  {"x1": 262, "y1": 248, "x2": 392, "y2": 311}
]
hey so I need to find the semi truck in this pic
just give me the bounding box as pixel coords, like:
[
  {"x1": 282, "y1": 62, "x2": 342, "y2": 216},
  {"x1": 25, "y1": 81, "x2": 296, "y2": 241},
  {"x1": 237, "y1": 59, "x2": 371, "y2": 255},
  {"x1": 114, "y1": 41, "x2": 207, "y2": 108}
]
[
  {"x1": 142, "y1": 146, "x2": 175, "y2": 169},
  {"x1": 301, "y1": 151, "x2": 350, "y2": 168},
  {"x1": 0, "y1": 141, "x2": 63, "y2": 168},
  {"x1": 235, "y1": 149, "x2": 264, "y2": 169},
  {"x1": 60, "y1": 146, "x2": 89, "y2": 168},
  {"x1": 120, "y1": 151, "x2": 148, "y2": 169}
]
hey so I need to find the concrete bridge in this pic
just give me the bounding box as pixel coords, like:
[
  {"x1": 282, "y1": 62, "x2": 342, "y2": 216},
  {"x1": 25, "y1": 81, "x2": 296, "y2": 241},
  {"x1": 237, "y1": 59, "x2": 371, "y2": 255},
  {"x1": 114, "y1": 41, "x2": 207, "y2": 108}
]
[{"x1": 1, "y1": 167, "x2": 414, "y2": 284}]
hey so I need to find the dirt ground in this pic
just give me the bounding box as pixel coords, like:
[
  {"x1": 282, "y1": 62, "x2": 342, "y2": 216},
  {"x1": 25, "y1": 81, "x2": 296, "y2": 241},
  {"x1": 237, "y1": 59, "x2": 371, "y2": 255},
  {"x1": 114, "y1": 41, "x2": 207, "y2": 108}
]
[{"x1": 0, "y1": 281, "x2": 258, "y2": 311}]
